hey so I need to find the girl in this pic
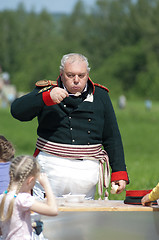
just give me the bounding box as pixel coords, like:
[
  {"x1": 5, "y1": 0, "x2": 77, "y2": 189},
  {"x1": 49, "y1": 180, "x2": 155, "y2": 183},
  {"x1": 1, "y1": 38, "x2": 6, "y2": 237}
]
[
  {"x1": 0, "y1": 135, "x2": 15, "y2": 194},
  {"x1": 0, "y1": 155, "x2": 58, "y2": 240},
  {"x1": 141, "y1": 182, "x2": 159, "y2": 206}
]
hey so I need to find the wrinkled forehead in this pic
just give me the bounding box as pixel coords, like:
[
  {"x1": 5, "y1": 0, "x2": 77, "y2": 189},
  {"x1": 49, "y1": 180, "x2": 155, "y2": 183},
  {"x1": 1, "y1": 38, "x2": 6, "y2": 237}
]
[
  {"x1": 64, "y1": 57, "x2": 87, "y2": 71},
  {"x1": 66, "y1": 55, "x2": 86, "y2": 65}
]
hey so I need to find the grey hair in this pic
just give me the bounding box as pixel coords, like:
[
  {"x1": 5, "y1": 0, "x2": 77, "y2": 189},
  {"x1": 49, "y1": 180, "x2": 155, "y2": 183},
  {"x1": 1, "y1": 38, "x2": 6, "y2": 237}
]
[{"x1": 60, "y1": 53, "x2": 91, "y2": 73}]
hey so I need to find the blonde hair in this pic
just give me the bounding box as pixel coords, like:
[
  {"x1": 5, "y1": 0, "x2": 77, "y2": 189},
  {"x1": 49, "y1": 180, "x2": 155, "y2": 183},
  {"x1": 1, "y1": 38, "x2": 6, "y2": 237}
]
[
  {"x1": 0, "y1": 155, "x2": 40, "y2": 222},
  {"x1": 0, "y1": 135, "x2": 15, "y2": 162}
]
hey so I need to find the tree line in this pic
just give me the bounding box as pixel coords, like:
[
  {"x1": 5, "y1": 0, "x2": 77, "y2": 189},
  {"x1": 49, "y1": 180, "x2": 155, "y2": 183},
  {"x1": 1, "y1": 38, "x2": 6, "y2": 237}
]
[{"x1": 1, "y1": 0, "x2": 159, "y2": 100}]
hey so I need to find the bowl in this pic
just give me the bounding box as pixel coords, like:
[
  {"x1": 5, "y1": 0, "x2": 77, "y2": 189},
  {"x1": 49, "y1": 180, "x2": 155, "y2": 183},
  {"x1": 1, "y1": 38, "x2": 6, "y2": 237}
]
[
  {"x1": 62, "y1": 194, "x2": 86, "y2": 203},
  {"x1": 56, "y1": 197, "x2": 65, "y2": 206}
]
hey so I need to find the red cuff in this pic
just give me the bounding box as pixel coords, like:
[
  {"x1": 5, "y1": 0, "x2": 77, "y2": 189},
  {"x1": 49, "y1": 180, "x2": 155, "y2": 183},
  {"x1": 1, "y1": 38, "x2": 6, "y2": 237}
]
[
  {"x1": 42, "y1": 90, "x2": 56, "y2": 106},
  {"x1": 111, "y1": 171, "x2": 129, "y2": 184},
  {"x1": 33, "y1": 148, "x2": 40, "y2": 157}
]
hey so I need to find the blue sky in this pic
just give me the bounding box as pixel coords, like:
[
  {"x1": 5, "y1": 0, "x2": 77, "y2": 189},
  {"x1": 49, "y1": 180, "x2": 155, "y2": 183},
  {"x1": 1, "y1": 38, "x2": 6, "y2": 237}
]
[{"x1": 0, "y1": 0, "x2": 96, "y2": 14}]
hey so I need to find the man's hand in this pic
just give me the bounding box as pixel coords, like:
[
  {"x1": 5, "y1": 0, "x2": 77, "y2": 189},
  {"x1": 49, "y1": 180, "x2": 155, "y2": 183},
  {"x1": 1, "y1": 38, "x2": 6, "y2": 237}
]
[
  {"x1": 111, "y1": 180, "x2": 126, "y2": 194},
  {"x1": 50, "y1": 87, "x2": 69, "y2": 104}
]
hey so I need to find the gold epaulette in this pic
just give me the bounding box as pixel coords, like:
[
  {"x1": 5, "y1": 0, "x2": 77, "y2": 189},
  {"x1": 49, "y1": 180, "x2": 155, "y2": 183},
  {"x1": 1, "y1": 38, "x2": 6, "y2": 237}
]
[
  {"x1": 94, "y1": 83, "x2": 109, "y2": 92},
  {"x1": 35, "y1": 80, "x2": 57, "y2": 87}
]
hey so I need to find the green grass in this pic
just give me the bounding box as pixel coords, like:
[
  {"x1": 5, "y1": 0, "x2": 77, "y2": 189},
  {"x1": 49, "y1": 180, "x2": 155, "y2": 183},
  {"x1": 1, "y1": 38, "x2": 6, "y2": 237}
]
[
  {"x1": 0, "y1": 99, "x2": 159, "y2": 200},
  {"x1": 0, "y1": 108, "x2": 38, "y2": 155},
  {"x1": 109, "y1": 99, "x2": 159, "y2": 200}
]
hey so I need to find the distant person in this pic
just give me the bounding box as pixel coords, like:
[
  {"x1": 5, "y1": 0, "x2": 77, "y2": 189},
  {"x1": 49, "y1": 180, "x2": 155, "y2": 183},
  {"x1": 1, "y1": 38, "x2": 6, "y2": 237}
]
[
  {"x1": 0, "y1": 66, "x2": 4, "y2": 108},
  {"x1": 11, "y1": 53, "x2": 129, "y2": 200},
  {"x1": 0, "y1": 66, "x2": 16, "y2": 108},
  {"x1": 1, "y1": 72, "x2": 10, "y2": 85},
  {"x1": 0, "y1": 155, "x2": 58, "y2": 240},
  {"x1": 118, "y1": 95, "x2": 126, "y2": 109},
  {"x1": 2, "y1": 84, "x2": 17, "y2": 106},
  {"x1": 0, "y1": 136, "x2": 15, "y2": 194},
  {"x1": 141, "y1": 182, "x2": 159, "y2": 206},
  {"x1": 145, "y1": 99, "x2": 152, "y2": 111}
]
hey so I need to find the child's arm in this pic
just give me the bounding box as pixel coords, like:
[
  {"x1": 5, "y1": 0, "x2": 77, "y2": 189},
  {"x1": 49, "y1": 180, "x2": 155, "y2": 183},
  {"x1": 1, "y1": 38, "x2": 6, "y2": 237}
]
[
  {"x1": 141, "y1": 193, "x2": 151, "y2": 206},
  {"x1": 30, "y1": 173, "x2": 58, "y2": 216}
]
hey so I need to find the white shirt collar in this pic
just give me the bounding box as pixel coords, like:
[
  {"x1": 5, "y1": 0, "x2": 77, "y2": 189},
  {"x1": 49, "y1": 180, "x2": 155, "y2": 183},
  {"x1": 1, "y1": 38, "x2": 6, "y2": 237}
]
[{"x1": 62, "y1": 83, "x2": 88, "y2": 96}]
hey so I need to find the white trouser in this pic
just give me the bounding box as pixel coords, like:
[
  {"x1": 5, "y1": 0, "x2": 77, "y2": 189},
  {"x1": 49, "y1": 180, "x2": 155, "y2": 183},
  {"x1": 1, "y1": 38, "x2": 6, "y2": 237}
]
[{"x1": 34, "y1": 151, "x2": 99, "y2": 199}]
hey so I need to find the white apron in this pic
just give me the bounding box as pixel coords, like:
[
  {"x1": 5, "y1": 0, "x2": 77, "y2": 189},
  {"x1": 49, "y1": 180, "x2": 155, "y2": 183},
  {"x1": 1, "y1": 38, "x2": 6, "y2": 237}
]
[{"x1": 34, "y1": 151, "x2": 99, "y2": 199}]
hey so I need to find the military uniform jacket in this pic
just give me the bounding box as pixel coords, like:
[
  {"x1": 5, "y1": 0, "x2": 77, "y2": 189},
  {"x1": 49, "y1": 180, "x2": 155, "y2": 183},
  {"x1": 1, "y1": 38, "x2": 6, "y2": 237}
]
[{"x1": 11, "y1": 76, "x2": 129, "y2": 183}]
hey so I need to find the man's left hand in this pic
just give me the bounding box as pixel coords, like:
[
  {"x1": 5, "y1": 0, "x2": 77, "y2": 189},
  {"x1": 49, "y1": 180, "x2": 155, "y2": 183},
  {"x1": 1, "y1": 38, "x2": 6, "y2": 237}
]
[{"x1": 111, "y1": 180, "x2": 126, "y2": 194}]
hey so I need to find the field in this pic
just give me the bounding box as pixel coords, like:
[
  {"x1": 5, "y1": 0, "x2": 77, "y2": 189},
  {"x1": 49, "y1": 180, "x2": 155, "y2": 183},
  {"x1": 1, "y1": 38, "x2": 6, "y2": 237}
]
[{"x1": 0, "y1": 98, "x2": 159, "y2": 200}]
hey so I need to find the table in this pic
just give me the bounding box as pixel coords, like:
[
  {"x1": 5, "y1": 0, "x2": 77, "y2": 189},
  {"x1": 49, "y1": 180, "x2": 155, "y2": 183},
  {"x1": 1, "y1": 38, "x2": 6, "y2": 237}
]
[
  {"x1": 57, "y1": 199, "x2": 159, "y2": 212},
  {"x1": 41, "y1": 200, "x2": 159, "y2": 240}
]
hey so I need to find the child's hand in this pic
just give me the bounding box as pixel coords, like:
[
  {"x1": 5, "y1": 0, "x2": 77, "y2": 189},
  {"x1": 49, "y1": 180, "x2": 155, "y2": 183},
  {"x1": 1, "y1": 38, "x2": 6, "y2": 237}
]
[
  {"x1": 37, "y1": 173, "x2": 49, "y2": 188},
  {"x1": 141, "y1": 193, "x2": 151, "y2": 206}
]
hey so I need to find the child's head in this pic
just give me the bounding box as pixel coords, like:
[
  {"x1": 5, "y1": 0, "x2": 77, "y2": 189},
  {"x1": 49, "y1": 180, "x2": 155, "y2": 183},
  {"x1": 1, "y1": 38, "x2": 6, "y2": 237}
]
[
  {"x1": 0, "y1": 135, "x2": 15, "y2": 162},
  {"x1": 9, "y1": 155, "x2": 40, "y2": 193},
  {"x1": 0, "y1": 155, "x2": 40, "y2": 222}
]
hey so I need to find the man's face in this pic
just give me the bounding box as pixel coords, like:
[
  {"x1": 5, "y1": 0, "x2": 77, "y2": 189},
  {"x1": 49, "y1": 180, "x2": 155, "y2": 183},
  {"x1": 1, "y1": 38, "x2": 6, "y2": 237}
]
[{"x1": 61, "y1": 59, "x2": 89, "y2": 94}]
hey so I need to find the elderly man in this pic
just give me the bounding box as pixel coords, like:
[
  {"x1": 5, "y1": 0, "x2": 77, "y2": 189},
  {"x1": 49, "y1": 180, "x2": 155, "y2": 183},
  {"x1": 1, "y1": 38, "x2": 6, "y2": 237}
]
[{"x1": 11, "y1": 53, "x2": 129, "y2": 199}]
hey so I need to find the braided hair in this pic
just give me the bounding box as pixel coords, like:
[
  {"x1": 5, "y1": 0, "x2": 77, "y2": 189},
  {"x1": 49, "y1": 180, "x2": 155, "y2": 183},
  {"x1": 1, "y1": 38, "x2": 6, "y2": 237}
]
[
  {"x1": 0, "y1": 155, "x2": 40, "y2": 222},
  {"x1": 0, "y1": 135, "x2": 15, "y2": 162}
]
